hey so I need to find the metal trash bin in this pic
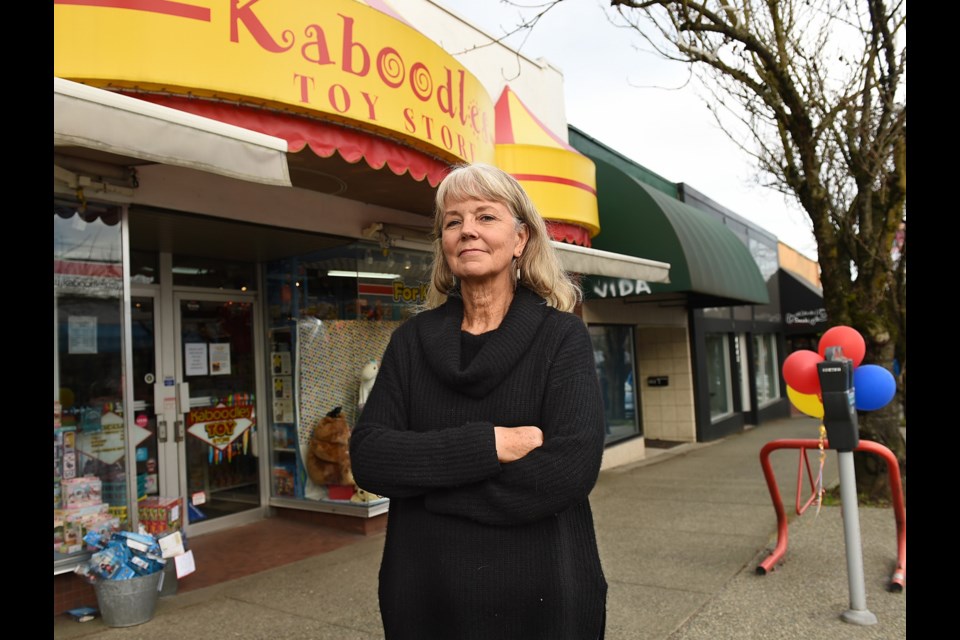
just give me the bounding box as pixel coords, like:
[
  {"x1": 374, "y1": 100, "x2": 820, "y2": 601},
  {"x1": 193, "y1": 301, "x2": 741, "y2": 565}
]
[
  {"x1": 159, "y1": 560, "x2": 178, "y2": 597},
  {"x1": 94, "y1": 570, "x2": 162, "y2": 627}
]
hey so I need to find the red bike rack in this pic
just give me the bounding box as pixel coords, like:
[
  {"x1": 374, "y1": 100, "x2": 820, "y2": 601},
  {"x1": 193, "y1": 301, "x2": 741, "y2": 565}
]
[{"x1": 756, "y1": 438, "x2": 906, "y2": 592}]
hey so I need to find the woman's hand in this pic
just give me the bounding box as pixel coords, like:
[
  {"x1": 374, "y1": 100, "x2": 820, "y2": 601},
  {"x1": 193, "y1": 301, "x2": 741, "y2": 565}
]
[{"x1": 494, "y1": 426, "x2": 544, "y2": 463}]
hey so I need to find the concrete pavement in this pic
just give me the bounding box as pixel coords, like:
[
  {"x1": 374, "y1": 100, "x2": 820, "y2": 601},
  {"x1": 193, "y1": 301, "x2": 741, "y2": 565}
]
[{"x1": 54, "y1": 415, "x2": 907, "y2": 639}]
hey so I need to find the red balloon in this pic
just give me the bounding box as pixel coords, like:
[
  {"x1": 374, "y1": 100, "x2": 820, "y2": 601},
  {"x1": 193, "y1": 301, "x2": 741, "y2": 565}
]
[
  {"x1": 782, "y1": 350, "x2": 823, "y2": 395},
  {"x1": 818, "y1": 326, "x2": 866, "y2": 367}
]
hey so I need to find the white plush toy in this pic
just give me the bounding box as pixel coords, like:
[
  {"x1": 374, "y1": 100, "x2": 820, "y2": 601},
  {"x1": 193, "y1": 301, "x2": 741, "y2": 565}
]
[{"x1": 358, "y1": 359, "x2": 380, "y2": 411}]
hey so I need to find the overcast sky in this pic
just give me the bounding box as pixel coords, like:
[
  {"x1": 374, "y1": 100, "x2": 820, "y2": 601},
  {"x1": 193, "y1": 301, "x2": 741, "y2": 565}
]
[{"x1": 433, "y1": 0, "x2": 819, "y2": 260}]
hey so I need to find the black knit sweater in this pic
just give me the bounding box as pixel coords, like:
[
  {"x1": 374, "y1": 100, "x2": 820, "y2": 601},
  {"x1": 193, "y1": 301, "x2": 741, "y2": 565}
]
[{"x1": 351, "y1": 285, "x2": 607, "y2": 640}]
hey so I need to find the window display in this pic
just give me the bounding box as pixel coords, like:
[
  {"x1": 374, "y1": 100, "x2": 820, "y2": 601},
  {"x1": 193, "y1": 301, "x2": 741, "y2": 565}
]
[
  {"x1": 753, "y1": 332, "x2": 781, "y2": 406},
  {"x1": 264, "y1": 242, "x2": 430, "y2": 512},
  {"x1": 54, "y1": 200, "x2": 132, "y2": 565},
  {"x1": 589, "y1": 324, "x2": 640, "y2": 444},
  {"x1": 706, "y1": 333, "x2": 734, "y2": 420}
]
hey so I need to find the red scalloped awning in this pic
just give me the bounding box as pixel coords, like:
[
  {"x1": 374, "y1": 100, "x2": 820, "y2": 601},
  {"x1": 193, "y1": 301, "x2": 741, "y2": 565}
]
[
  {"x1": 547, "y1": 221, "x2": 591, "y2": 247},
  {"x1": 125, "y1": 93, "x2": 451, "y2": 187}
]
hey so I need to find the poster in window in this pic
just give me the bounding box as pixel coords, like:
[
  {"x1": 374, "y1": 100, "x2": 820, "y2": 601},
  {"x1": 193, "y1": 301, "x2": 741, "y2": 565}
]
[
  {"x1": 185, "y1": 343, "x2": 208, "y2": 376},
  {"x1": 209, "y1": 343, "x2": 231, "y2": 375},
  {"x1": 68, "y1": 316, "x2": 98, "y2": 354},
  {"x1": 272, "y1": 374, "x2": 294, "y2": 422},
  {"x1": 273, "y1": 375, "x2": 293, "y2": 399},
  {"x1": 273, "y1": 398, "x2": 294, "y2": 423},
  {"x1": 272, "y1": 351, "x2": 292, "y2": 375}
]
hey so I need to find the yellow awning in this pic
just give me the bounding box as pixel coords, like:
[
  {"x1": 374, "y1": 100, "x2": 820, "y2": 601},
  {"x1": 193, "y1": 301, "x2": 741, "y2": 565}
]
[{"x1": 494, "y1": 86, "x2": 600, "y2": 240}]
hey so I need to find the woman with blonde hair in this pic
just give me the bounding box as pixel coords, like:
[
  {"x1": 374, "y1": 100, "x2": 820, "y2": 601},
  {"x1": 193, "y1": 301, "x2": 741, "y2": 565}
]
[
  {"x1": 351, "y1": 163, "x2": 607, "y2": 640},
  {"x1": 423, "y1": 162, "x2": 581, "y2": 313}
]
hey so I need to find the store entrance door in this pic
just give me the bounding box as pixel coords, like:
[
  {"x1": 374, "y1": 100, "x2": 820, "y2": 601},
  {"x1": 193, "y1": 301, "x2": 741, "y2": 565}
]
[
  {"x1": 128, "y1": 291, "x2": 177, "y2": 516},
  {"x1": 174, "y1": 293, "x2": 262, "y2": 529},
  {"x1": 129, "y1": 288, "x2": 264, "y2": 533}
]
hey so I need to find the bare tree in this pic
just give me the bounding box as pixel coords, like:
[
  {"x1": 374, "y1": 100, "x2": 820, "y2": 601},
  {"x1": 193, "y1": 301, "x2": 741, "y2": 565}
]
[{"x1": 505, "y1": 0, "x2": 907, "y2": 500}]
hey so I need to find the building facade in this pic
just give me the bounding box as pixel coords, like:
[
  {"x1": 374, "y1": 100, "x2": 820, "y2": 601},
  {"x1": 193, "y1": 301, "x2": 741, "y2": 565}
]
[
  {"x1": 53, "y1": 0, "x2": 816, "y2": 615},
  {"x1": 53, "y1": 0, "x2": 672, "y2": 612},
  {"x1": 570, "y1": 126, "x2": 800, "y2": 450}
]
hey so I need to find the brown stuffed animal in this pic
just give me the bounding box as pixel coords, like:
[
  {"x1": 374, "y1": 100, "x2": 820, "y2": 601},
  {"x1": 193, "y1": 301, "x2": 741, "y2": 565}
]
[{"x1": 305, "y1": 407, "x2": 355, "y2": 487}]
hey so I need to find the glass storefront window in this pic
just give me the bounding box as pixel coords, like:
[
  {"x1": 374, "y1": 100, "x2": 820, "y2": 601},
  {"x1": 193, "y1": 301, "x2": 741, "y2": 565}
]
[
  {"x1": 173, "y1": 254, "x2": 256, "y2": 290},
  {"x1": 264, "y1": 242, "x2": 431, "y2": 505},
  {"x1": 54, "y1": 199, "x2": 130, "y2": 565},
  {"x1": 749, "y1": 235, "x2": 781, "y2": 323},
  {"x1": 702, "y1": 306, "x2": 732, "y2": 320},
  {"x1": 734, "y1": 333, "x2": 751, "y2": 413},
  {"x1": 753, "y1": 333, "x2": 781, "y2": 406},
  {"x1": 130, "y1": 249, "x2": 159, "y2": 285},
  {"x1": 706, "y1": 333, "x2": 733, "y2": 421},
  {"x1": 589, "y1": 324, "x2": 640, "y2": 444}
]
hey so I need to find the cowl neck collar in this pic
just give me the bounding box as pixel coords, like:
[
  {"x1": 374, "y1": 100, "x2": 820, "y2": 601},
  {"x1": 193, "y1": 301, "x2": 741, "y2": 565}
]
[{"x1": 417, "y1": 285, "x2": 551, "y2": 398}]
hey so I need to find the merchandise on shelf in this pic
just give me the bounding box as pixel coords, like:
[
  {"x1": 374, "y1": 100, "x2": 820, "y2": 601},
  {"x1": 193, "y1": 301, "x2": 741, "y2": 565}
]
[
  {"x1": 102, "y1": 474, "x2": 148, "y2": 507},
  {"x1": 55, "y1": 426, "x2": 78, "y2": 480},
  {"x1": 54, "y1": 461, "x2": 134, "y2": 555},
  {"x1": 272, "y1": 424, "x2": 297, "y2": 449},
  {"x1": 62, "y1": 476, "x2": 103, "y2": 509},
  {"x1": 273, "y1": 463, "x2": 297, "y2": 497},
  {"x1": 56, "y1": 503, "x2": 111, "y2": 554},
  {"x1": 137, "y1": 496, "x2": 183, "y2": 535}
]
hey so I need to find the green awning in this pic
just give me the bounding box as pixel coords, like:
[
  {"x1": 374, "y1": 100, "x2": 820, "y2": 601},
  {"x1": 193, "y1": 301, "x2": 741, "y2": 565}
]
[{"x1": 572, "y1": 136, "x2": 769, "y2": 306}]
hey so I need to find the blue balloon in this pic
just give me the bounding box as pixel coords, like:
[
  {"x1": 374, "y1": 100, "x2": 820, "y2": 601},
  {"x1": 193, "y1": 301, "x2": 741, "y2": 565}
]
[{"x1": 854, "y1": 364, "x2": 897, "y2": 411}]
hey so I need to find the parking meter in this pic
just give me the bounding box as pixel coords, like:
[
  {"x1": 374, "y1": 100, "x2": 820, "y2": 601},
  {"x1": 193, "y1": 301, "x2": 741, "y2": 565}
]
[
  {"x1": 817, "y1": 346, "x2": 858, "y2": 451},
  {"x1": 815, "y1": 346, "x2": 877, "y2": 625}
]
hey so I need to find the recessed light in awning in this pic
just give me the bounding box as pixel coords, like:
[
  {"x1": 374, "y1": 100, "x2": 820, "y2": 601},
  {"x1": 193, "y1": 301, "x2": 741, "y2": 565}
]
[{"x1": 326, "y1": 270, "x2": 400, "y2": 280}]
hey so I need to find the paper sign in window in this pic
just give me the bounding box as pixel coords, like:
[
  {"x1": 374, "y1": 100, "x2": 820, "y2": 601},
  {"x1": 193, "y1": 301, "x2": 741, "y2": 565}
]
[
  {"x1": 209, "y1": 343, "x2": 231, "y2": 375},
  {"x1": 184, "y1": 343, "x2": 208, "y2": 376},
  {"x1": 68, "y1": 316, "x2": 98, "y2": 354}
]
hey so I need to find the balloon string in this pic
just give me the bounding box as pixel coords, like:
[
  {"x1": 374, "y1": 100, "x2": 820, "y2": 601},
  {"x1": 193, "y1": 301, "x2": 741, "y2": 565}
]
[{"x1": 815, "y1": 424, "x2": 827, "y2": 517}]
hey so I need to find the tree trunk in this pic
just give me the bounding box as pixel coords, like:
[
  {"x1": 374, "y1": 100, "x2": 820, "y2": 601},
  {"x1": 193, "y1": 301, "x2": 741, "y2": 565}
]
[
  {"x1": 854, "y1": 401, "x2": 906, "y2": 505},
  {"x1": 847, "y1": 272, "x2": 905, "y2": 503}
]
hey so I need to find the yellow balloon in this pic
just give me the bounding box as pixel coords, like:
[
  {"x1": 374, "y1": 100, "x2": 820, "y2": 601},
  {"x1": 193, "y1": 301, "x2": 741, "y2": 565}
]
[{"x1": 787, "y1": 385, "x2": 823, "y2": 418}]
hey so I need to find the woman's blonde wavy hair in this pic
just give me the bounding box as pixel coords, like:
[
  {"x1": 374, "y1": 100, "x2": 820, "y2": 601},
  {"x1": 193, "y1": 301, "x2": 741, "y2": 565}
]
[{"x1": 422, "y1": 163, "x2": 582, "y2": 312}]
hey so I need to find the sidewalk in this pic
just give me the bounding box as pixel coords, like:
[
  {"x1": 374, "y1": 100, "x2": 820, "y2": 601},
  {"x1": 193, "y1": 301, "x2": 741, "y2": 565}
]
[{"x1": 54, "y1": 416, "x2": 907, "y2": 639}]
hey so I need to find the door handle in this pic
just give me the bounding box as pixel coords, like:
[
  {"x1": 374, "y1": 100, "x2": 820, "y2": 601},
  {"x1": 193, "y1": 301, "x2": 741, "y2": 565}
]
[
  {"x1": 158, "y1": 418, "x2": 168, "y2": 443},
  {"x1": 174, "y1": 419, "x2": 185, "y2": 443},
  {"x1": 177, "y1": 382, "x2": 190, "y2": 414}
]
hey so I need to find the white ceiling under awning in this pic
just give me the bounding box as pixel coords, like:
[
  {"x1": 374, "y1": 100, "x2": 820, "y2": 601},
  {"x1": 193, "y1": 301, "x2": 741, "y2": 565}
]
[
  {"x1": 54, "y1": 77, "x2": 292, "y2": 187},
  {"x1": 552, "y1": 241, "x2": 670, "y2": 283}
]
